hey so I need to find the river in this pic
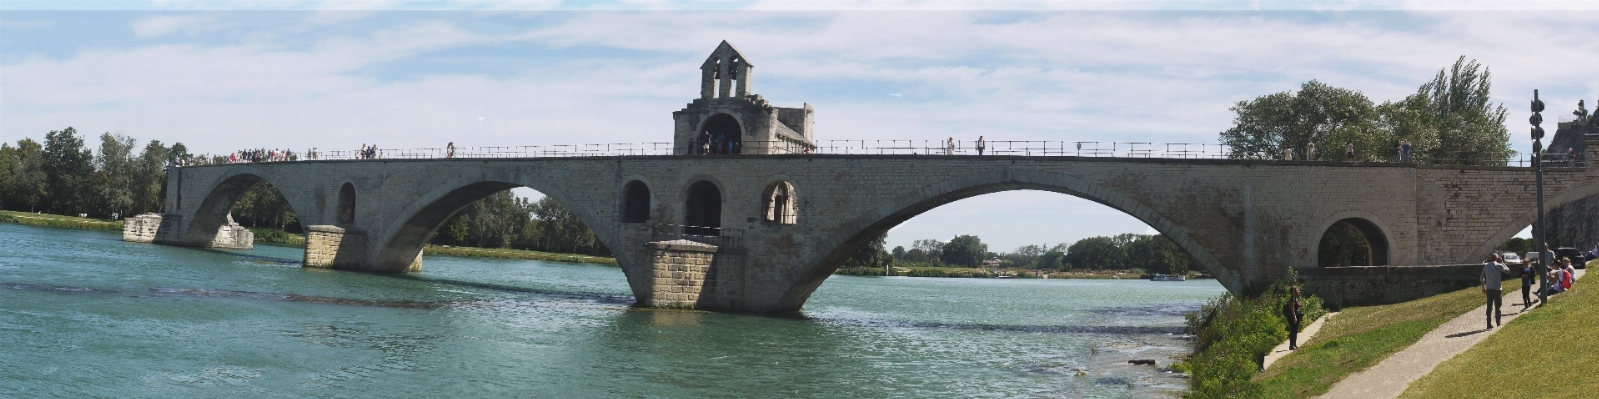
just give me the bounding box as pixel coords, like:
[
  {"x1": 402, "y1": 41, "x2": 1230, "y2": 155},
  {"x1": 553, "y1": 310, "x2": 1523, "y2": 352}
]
[{"x1": 0, "y1": 223, "x2": 1225, "y2": 398}]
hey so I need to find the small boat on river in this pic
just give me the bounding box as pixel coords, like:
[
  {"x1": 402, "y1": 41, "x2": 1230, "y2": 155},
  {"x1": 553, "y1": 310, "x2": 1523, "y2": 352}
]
[{"x1": 1150, "y1": 274, "x2": 1186, "y2": 281}]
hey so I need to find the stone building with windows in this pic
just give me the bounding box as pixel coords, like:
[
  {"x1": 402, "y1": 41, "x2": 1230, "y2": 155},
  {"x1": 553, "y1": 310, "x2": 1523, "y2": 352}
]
[{"x1": 673, "y1": 41, "x2": 816, "y2": 155}]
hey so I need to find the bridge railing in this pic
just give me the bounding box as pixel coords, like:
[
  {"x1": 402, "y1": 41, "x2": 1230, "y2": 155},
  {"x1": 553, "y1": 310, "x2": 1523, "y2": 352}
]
[
  {"x1": 649, "y1": 223, "x2": 743, "y2": 249},
  {"x1": 180, "y1": 141, "x2": 1548, "y2": 167}
]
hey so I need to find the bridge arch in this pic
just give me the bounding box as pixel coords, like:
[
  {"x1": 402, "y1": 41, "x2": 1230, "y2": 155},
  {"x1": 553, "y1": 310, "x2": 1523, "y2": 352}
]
[
  {"x1": 776, "y1": 168, "x2": 1239, "y2": 310},
  {"x1": 338, "y1": 182, "x2": 356, "y2": 224},
  {"x1": 373, "y1": 172, "x2": 622, "y2": 275},
  {"x1": 1478, "y1": 178, "x2": 1599, "y2": 262},
  {"x1": 621, "y1": 180, "x2": 652, "y2": 223},
  {"x1": 187, "y1": 165, "x2": 316, "y2": 247},
  {"x1": 683, "y1": 179, "x2": 725, "y2": 235},
  {"x1": 1313, "y1": 210, "x2": 1396, "y2": 267},
  {"x1": 761, "y1": 179, "x2": 797, "y2": 225}
]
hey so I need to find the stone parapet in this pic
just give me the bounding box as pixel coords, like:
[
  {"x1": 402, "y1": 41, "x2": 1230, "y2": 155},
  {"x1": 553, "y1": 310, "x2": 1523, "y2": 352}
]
[{"x1": 1299, "y1": 264, "x2": 1485, "y2": 309}]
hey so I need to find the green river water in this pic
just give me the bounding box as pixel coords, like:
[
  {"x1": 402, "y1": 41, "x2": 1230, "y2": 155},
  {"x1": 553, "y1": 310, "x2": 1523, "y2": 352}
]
[{"x1": 0, "y1": 223, "x2": 1226, "y2": 398}]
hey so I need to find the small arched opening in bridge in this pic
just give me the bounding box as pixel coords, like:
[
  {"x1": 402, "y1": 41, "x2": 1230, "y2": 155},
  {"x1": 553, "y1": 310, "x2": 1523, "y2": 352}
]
[
  {"x1": 190, "y1": 171, "x2": 309, "y2": 249},
  {"x1": 684, "y1": 180, "x2": 723, "y2": 236},
  {"x1": 338, "y1": 183, "x2": 356, "y2": 225},
  {"x1": 1318, "y1": 218, "x2": 1390, "y2": 267},
  {"x1": 622, "y1": 181, "x2": 651, "y2": 223},
  {"x1": 700, "y1": 113, "x2": 743, "y2": 155},
  {"x1": 762, "y1": 181, "x2": 797, "y2": 225}
]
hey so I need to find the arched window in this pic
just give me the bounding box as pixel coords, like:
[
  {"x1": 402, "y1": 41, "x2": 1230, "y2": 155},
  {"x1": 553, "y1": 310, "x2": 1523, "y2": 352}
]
[
  {"x1": 338, "y1": 183, "x2": 356, "y2": 224},
  {"x1": 1318, "y1": 218, "x2": 1389, "y2": 267},
  {"x1": 622, "y1": 181, "x2": 651, "y2": 223},
  {"x1": 684, "y1": 181, "x2": 722, "y2": 236},
  {"x1": 762, "y1": 181, "x2": 797, "y2": 225}
]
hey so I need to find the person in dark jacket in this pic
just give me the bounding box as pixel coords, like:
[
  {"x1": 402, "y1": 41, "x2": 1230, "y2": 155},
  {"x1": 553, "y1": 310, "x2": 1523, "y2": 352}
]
[
  {"x1": 1521, "y1": 259, "x2": 1538, "y2": 309},
  {"x1": 1283, "y1": 286, "x2": 1304, "y2": 350}
]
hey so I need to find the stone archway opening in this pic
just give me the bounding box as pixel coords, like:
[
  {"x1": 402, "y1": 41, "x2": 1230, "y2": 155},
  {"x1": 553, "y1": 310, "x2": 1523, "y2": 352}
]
[
  {"x1": 622, "y1": 181, "x2": 651, "y2": 223},
  {"x1": 338, "y1": 183, "x2": 356, "y2": 225},
  {"x1": 762, "y1": 181, "x2": 796, "y2": 225},
  {"x1": 684, "y1": 181, "x2": 723, "y2": 236},
  {"x1": 1318, "y1": 218, "x2": 1390, "y2": 267},
  {"x1": 378, "y1": 183, "x2": 612, "y2": 272},
  {"x1": 700, "y1": 114, "x2": 742, "y2": 155},
  {"x1": 186, "y1": 173, "x2": 307, "y2": 249}
]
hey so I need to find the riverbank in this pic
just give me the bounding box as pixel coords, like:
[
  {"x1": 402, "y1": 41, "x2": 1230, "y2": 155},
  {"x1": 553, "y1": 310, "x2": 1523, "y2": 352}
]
[
  {"x1": 422, "y1": 245, "x2": 618, "y2": 266},
  {"x1": 0, "y1": 210, "x2": 123, "y2": 230},
  {"x1": 838, "y1": 264, "x2": 1206, "y2": 280}
]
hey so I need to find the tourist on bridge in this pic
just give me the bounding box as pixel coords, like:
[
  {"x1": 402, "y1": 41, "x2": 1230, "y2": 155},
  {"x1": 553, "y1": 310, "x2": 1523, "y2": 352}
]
[
  {"x1": 1568, "y1": 148, "x2": 1578, "y2": 167},
  {"x1": 1282, "y1": 147, "x2": 1293, "y2": 161},
  {"x1": 1283, "y1": 286, "x2": 1304, "y2": 350},
  {"x1": 1481, "y1": 253, "x2": 1506, "y2": 329},
  {"x1": 1345, "y1": 141, "x2": 1356, "y2": 162},
  {"x1": 1401, "y1": 140, "x2": 1413, "y2": 162},
  {"x1": 945, "y1": 137, "x2": 955, "y2": 155},
  {"x1": 447, "y1": 142, "x2": 456, "y2": 158},
  {"x1": 1307, "y1": 142, "x2": 1316, "y2": 161},
  {"x1": 977, "y1": 136, "x2": 986, "y2": 155}
]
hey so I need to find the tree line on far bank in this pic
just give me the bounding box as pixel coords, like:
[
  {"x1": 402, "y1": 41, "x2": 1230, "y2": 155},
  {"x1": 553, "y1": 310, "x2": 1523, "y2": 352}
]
[
  {"x1": 0, "y1": 127, "x2": 188, "y2": 218},
  {"x1": 842, "y1": 232, "x2": 1194, "y2": 275}
]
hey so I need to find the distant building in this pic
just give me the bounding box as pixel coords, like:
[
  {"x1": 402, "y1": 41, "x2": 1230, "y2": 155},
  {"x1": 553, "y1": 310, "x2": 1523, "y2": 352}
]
[{"x1": 673, "y1": 41, "x2": 816, "y2": 155}]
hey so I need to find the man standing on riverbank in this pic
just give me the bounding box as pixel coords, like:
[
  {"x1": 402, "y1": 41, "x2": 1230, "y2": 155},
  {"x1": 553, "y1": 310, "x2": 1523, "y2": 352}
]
[{"x1": 1481, "y1": 254, "x2": 1505, "y2": 329}]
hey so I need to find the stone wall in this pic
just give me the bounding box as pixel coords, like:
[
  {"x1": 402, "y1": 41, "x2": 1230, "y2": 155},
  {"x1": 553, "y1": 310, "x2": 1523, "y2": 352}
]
[
  {"x1": 122, "y1": 214, "x2": 163, "y2": 243},
  {"x1": 644, "y1": 240, "x2": 743, "y2": 309},
  {"x1": 1299, "y1": 264, "x2": 1487, "y2": 309},
  {"x1": 304, "y1": 225, "x2": 368, "y2": 269},
  {"x1": 1540, "y1": 194, "x2": 1599, "y2": 251}
]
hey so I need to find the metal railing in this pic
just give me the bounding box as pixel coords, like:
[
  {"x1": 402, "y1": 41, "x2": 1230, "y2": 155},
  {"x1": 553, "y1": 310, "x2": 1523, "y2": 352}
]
[
  {"x1": 172, "y1": 140, "x2": 1554, "y2": 168},
  {"x1": 650, "y1": 223, "x2": 743, "y2": 249}
]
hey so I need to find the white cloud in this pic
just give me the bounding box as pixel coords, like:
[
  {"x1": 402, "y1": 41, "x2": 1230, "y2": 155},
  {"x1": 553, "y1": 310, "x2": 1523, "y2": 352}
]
[{"x1": 130, "y1": 14, "x2": 212, "y2": 37}]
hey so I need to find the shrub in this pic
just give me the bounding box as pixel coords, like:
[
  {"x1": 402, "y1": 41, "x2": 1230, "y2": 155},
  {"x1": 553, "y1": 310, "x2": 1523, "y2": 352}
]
[{"x1": 1184, "y1": 271, "x2": 1325, "y2": 399}]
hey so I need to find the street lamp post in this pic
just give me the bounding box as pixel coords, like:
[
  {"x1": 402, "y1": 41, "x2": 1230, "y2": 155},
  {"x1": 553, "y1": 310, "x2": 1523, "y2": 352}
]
[{"x1": 1532, "y1": 90, "x2": 1549, "y2": 305}]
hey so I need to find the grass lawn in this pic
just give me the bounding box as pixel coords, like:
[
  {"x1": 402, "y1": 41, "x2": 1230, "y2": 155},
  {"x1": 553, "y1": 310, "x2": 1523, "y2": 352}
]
[
  {"x1": 1398, "y1": 265, "x2": 1593, "y2": 399},
  {"x1": 0, "y1": 209, "x2": 123, "y2": 230},
  {"x1": 1252, "y1": 279, "x2": 1523, "y2": 398},
  {"x1": 423, "y1": 245, "x2": 618, "y2": 266}
]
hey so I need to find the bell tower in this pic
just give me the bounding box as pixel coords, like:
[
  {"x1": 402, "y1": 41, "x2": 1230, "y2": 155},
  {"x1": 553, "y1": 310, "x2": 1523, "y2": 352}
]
[{"x1": 673, "y1": 41, "x2": 816, "y2": 155}]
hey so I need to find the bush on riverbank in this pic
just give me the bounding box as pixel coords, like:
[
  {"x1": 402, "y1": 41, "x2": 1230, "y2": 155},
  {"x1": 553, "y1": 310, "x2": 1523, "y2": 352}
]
[
  {"x1": 1181, "y1": 273, "x2": 1326, "y2": 399},
  {"x1": 835, "y1": 267, "x2": 890, "y2": 276},
  {"x1": 248, "y1": 227, "x2": 305, "y2": 246},
  {"x1": 423, "y1": 245, "x2": 618, "y2": 266}
]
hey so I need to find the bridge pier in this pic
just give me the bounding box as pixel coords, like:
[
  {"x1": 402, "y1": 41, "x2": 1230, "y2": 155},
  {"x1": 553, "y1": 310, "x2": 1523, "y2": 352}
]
[
  {"x1": 123, "y1": 213, "x2": 253, "y2": 249},
  {"x1": 303, "y1": 225, "x2": 421, "y2": 272}
]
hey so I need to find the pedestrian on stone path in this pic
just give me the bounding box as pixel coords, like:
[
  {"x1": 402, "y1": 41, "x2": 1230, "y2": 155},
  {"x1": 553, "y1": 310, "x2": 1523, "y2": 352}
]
[
  {"x1": 1283, "y1": 286, "x2": 1304, "y2": 350},
  {"x1": 1481, "y1": 253, "x2": 1506, "y2": 329},
  {"x1": 1521, "y1": 258, "x2": 1538, "y2": 309}
]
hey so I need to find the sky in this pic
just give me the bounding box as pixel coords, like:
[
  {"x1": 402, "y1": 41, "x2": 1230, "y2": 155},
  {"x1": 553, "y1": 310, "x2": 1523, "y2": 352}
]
[{"x1": 2, "y1": 1, "x2": 1596, "y2": 252}]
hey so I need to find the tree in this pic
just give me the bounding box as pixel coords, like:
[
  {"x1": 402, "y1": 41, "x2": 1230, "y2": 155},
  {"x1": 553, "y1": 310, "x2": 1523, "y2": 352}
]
[
  {"x1": 94, "y1": 132, "x2": 137, "y2": 218},
  {"x1": 132, "y1": 140, "x2": 170, "y2": 214},
  {"x1": 43, "y1": 127, "x2": 94, "y2": 215},
  {"x1": 843, "y1": 232, "x2": 893, "y2": 269},
  {"x1": 6, "y1": 139, "x2": 47, "y2": 212},
  {"x1": 941, "y1": 235, "x2": 988, "y2": 267},
  {"x1": 1066, "y1": 236, "x2": 1125, "y2": 269},
  {"x1": 1318, "y1": 222, "x2": 1371, "y2": 267},
  {"x1": 1038, "y1": 250, "x2": 1067, "y2": 271},
  {"x1": 891, "y1": 245, "x2": 906, "y2": 259},
  {"x1": 1126, "y1": 234, "x2": 1191, "y2": 275},
  {"x1": 1377, "y1": 56, "x2": 1512, "y2": 165},
  {"x1": 1220, "y1": 80, "x2": 1377, "y2": 161}
]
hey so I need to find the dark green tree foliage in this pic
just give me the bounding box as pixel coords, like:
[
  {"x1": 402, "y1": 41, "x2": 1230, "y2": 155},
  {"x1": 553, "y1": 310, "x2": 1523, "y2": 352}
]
[
  {"x1": 1184, "y1": 272, "x2": 1326, "y2": 398},
  {"x1": 843, "y1": 232, "x2": 893, "y2": 269},
  {"x1": 940, "y1": 234, "x2": 988, "y2": 267},
  {"x1": 1066, "y1": 236, "x2": 1126, "y2": 269},
  {"x1": 1318, "y1": 222, "x2": 1372, "y2": 267},
  {"x1": 133, "y1": 140, "x2": 172, "y2": 214},
  {"x1": 230, "y1": 181, "x2": 301, "y2": 232},
  {"x1": 1221, "y1": 56, "x2": 1512, "y2": 165},
  {"x1": 1037, "y1": 250, "x2": 1067, "y2": 270},
  {"x1": 1498, "y1": 237, "x2": 1533, "y2": 255},
  {"x1": 13, "y1": 139, "x2": 49, "y2": 212},
  {"x1": 94, "y1": 132, "x2": 137, "y2": 217},
  {"x1": 429, "y1": 192, "x2": 611, "y2": 257},
  {"x1": 1126, "y1": 234, "x2": 1190, "y2": 275},
  {"x1": 42, "y1": 127, "x2": 94, "y2": 215}
]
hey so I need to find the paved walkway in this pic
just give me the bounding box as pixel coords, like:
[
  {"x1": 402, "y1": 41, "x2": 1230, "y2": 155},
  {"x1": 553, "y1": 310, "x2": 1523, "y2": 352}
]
[
  {"x1": 1262, "y1": 311, "x2": 1336, "y2": 370},
  {"x1": 1316, "y1": 269, "x2": 1585, "y2": 399}
]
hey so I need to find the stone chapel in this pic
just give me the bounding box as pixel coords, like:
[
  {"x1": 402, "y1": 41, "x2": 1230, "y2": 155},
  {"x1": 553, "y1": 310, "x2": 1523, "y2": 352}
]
[{"x1": 673, "y1": 41, "x2": 816, "y2": 155}]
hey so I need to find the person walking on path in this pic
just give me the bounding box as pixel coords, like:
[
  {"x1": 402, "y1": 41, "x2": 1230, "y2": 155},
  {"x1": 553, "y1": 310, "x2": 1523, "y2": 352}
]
[
  {"x1": 1283, "y1": 286, "x2": 1304, "y2": 350},
  {"x1": 1481, "y1": 254, "x2": 1506, "y2": 329},
  {"x1": 1345, "y1": 141, "x2": 1356, "y2": 161},
  {"x1": 976, "y1": 136, "x2": 986, "y2": 155},
  {"x1": 1521, "y1": 258, "x2": 1538, "y2": 309}
]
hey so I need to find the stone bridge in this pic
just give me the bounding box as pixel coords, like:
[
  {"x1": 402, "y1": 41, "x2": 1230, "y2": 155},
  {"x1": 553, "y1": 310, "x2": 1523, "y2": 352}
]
[{"x1": 128, "y1": 143, "x2": 1599, "y2": 313}]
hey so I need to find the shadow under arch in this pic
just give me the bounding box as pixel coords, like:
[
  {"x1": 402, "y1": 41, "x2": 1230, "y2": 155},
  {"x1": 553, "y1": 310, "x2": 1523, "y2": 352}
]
[
  {"x1": 188, "y1": 166, "x2": 315, "y2": 247},
  {"x1": 1311, "y1": 210, "x2": 1397, "y2": 267},
  {"x1": 778, "y1": 168, "x2": 1238, "y2": 309},
  {"x1": 373, "y1": 173, "x2": 622, "y2": 276}
]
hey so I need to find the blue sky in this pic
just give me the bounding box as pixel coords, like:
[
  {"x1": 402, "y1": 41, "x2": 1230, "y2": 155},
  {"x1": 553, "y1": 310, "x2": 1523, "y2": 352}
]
[{"x1": 3, "y1": 2, "x2": 1596, "y2": 252}]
